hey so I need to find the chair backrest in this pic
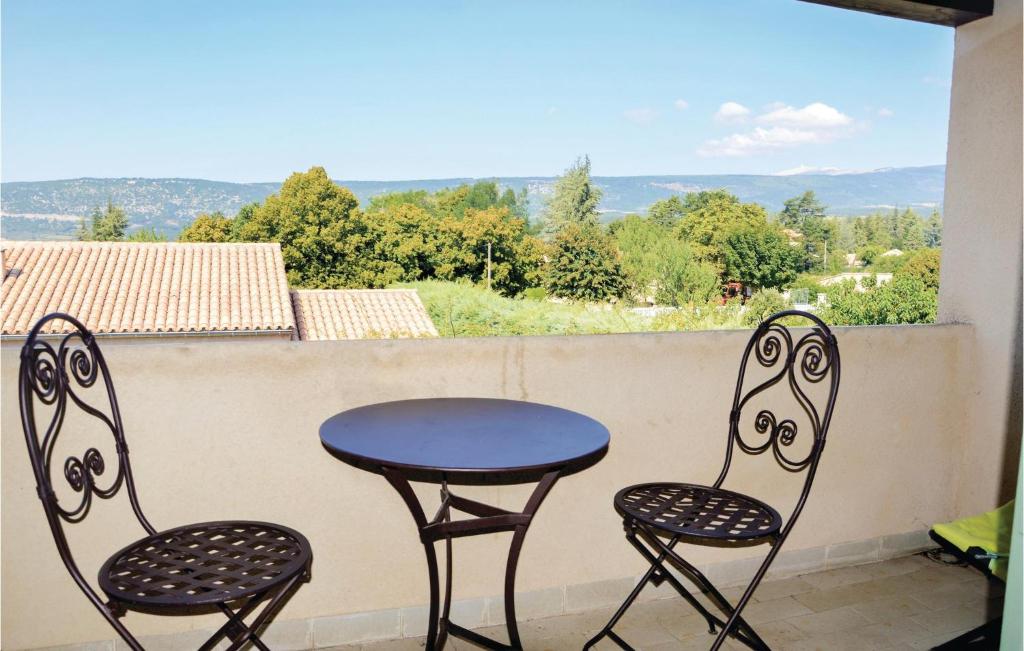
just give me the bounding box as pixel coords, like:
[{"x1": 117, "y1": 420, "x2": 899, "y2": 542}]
[
  {"x1": 715, "y1": 310, "x2": 840, "y2": 528},
  {"x1": 19, "y1": 313, "x2": 155, "y2": 597}
]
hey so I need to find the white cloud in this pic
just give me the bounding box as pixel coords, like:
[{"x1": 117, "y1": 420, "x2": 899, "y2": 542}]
[
  {"x1": 877, "y1": 107, "x2": 894, "y2": 118},
  {"x1": 673, "y1": 99, "x2": 689, "y2": 110},
  {"x1": 698, "y1": 126, "x2": 841, "y2": 157},
  {"x1": 700, "y1": 101, "x2": 858, "y2": 158},
  {"x1": 757, "y1": 102, "x2": 852, "y2": 128},
  {"x1": 623, "y1": 107, "x2": 658, "y2": 125},
  {"x1": 773, "y1": 165, "x2": 864, "y2": 176},
  {"x1": 714, "y1": 101, "x2": 751, "y2": 123}
]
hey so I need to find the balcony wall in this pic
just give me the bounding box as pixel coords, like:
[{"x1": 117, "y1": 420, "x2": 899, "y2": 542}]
[{"x1": 1, "y1": 324, "x2": 973, "y2": 649}]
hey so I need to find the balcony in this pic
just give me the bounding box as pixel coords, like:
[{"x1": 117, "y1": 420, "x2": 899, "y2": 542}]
[{"x1": 0, "y1": 0, "x2": 1021, "y2": 649}]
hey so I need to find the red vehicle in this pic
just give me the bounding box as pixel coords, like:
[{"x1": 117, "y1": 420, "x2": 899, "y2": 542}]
[{"x1": 720, "y1": 281, "x2": 752, "y2": 305}]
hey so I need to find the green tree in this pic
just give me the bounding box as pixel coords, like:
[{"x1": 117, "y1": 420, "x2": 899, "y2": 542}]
[
  {"x1": 434, "y1": 206, "x2": 543, "y2": 295},
  {"x1": 779, "y1": 191, "x2": 826, "y2": 229},
  {"x1": 230, "y1": 202, "x2": 259, "y2": 240},
  {"x1": 647, "y1": 196, "x2": 686, "y2": 228},
  {"x1": 359, "y1": 203, "x2": 441, "y2": 286},
  {"x1": 852, "y1": 214, "x2": 892, "y2": 250},
  {"x1": 925, "y1": 210, "x2": 943, "y2": 247},
  {"x1": 675, "y1": 191, "x2": 770, "y2": 271},
  {"x1": 897, "y1": 248, "x2": 941, "y2": 291},
  {"x1": 742, "y1": 289, "x2": 792, "y2": 327},
  {"x1": 545, "y1": 222, "x2": 625, "y2": 301},
  {"x1": 238, "y1": 166, "x2": 366, "y2": 288},
  {"x1": 820, "y1": 275, "x2": 936, "y2": 325},
  {"x1": 614, "y1": 215, "x2": 718, "y2": 305},
  {"x1": 127, "y1": 227, "x2": 167, "y2": 242},
  {"x1": 721, "y1": 223, "x2": 801, "y2": 289},
  {"x1": 179, "y1": 212, "x2": 234, "y2": 242},
  {"x1": 897, "y1": 208, "x2": 926, "y2": 250},
  {"x1": 78, "y1": 200, "x2": 129, "y2": 241},
  {"x1": 542, "y1": 156, "x2": 602, "y2": 234}
]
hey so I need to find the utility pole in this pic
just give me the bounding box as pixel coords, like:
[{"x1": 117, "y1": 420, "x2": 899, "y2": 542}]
[
  {"x1": 486, "y1": 242, "x2": 492, "y2": 292},
  {"x1": 823, "y1": 240, "x2": 827, "y2": 271}
]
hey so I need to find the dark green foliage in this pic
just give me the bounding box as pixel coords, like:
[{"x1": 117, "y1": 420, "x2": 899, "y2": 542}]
[
  {"x1": 545, "y1": 222, "x2": 626, "y2": 301},
  {"x1": 179, "y1": 212, "x2": 234, "y2": 242},
  {"x1": 78, "y1": 200, "x2": 129, "y2": 241},
  {"x1": 647, "y1": 196, "x2": 686, "y2": 228},
  {"x1": 820, "y1": 275, "x2": 937, "y2": 325},
  {"x1": 896, "y1": 248, "x2": 941, "y2": 291},
  {"x1": 614, "y1": 215, "x2": 719, "y2": 305},
  {"x1": 742, "y1": 289, "x2": 792, "y2": 327},
  {"x1": 722, "y1": 224, "x2": 801, "y2": 289},
  {"x1": 237, "y1": 167, "x2": 366, "y2": 288}
]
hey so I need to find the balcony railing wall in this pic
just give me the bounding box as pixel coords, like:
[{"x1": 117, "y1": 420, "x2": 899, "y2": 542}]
[{"x1": 1, "y1": 324, "x2": 972, "y2": 649}]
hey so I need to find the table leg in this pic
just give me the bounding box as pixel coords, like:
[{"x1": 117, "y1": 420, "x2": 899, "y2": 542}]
[{"x1": 382, "y1": 467, "x2": 561, "y2": 650}]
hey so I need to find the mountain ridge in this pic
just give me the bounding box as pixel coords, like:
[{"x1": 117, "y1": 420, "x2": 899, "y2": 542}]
[{"x1": 1, "y1": 165, "x2": 945, "y2": 240}]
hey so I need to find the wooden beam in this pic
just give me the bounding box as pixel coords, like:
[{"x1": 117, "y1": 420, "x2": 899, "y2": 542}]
[{"x1": 799, "y1": 0, "x2": 993, "y2": 26}]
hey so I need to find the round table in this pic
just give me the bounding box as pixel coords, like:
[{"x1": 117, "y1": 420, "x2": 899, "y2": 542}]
[{"x1": 320, "y1": 398, "x2": 610, "y2": 650}]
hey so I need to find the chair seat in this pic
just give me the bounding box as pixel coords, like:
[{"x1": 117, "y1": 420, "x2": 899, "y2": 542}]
[
  {"x1": 615, "y1": 483, "x2": 782, "y2": 541},
  {"x1": 98, "y1": 521, "x2": 312, "y2": 608}
]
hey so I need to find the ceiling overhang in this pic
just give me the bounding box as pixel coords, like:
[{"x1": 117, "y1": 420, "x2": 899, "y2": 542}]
[{"x1": 799, "y1": 0, "x2": 993, "y2": 26}]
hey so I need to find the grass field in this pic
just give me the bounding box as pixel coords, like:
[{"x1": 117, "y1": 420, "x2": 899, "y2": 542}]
[{"x1": 395, "y1": 280, "x2": 754, "y2": 337}]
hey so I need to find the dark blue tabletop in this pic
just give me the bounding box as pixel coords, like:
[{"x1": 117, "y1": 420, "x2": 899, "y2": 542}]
[{"x1": 320, "y1": 398, "x2": 610, "y2": 484}]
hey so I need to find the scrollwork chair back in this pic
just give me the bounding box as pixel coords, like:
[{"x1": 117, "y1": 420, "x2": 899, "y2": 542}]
[
  {"x1": 715, "y1": 309, "x2": 841, "y2": 533},
  {"x1": 19, "y1": 313, "x2": 155, "y2": 616}
]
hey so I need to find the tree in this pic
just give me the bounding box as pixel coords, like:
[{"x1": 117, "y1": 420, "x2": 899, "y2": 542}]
[
  {"x1": 743, "y1": 289, "x2": 792, "y2": 327},
  {"x1": 820, "y1": 274, "x2": 936, "y2": 325},
  {"x1": 231, "y1": 202, "x2": 260, "y2": 240},
  {"x1": 179, "y1": 212, "x2": 234, "y2": 242},
  {"x1": 897, "y1": 208, "x2": 926, "y2": 250},
  {"x1": 614, "y1": 215, "x2": 718, "y2": 305},
  {"x1": 647, "y1": 196, "x2": 686, "y2": 228},
  {"x1": 779, "y1": 191, "x2": 826, "y2": 229},
  {"x1": 897, "y1": 248, "x2": 941, "y2": 291},
  {"x1": 675, "y1": 191, "x2": 770, "y2": 271},
  {"x1": 542, "y1": 156, "x2": 602, "y2": 234},
  {"x1": 127, "y1": 228, "x2": 167, "y2": 242},
  {"x1": 237, "y1": 166, "x2": 366, "y2": 288},
  {"x1": 721, "y1": 223, "x2": 802, "y2": 289},
  {"x1": 925, "y1": 210, "x2": 943, "y2": 247},
  {"x1": 852, "y1": 214, "x2": 892, "y2": 250},
  {"x1": 78, "y1": 200, "x2": 129, "y2": 241},
  {"x1": 355, "y1": 203, "x2": 441, "y2": 286},
  {"x1": 545, "y1": 222, "x2": 626, "y2": 301},
  {"x1": 434, "y1": 206, "x2": 543, "y2": 295}
]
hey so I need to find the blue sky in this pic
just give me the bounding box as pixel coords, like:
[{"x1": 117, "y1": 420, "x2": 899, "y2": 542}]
[{"x1": 1, "y1": 1, "x2": 954, "y2": 182}]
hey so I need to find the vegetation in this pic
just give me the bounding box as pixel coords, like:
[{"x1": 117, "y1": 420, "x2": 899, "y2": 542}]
[
  {"x1": 76, "y1": 200, "x2": 129, "y2": 241},
  {"x1": 162, "y1": 159, "x2": 944, "y2": 334}
]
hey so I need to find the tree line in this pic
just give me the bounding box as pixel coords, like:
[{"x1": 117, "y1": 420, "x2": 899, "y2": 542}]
[{"x1": 76, "y1": 158, "x2": 942, "y2": 326}]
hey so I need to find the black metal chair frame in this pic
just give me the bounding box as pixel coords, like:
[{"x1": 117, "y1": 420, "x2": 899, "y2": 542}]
[
  {"x1": 18, "y1": 313, "x2": 313, "y2": 651},
  {"x1": 584, "y1": 310, "x2": 841, "y2": 651}
]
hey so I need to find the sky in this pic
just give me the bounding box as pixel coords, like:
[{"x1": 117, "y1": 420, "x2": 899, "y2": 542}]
[{"x1": 1, "y1": 0, "x2": 954, "y2": 182}]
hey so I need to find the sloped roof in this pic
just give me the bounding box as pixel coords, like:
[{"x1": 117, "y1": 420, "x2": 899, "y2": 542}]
[
  {"x1": 1, "y1": 241, "x2": 295, "y2": 337},
  {"x1": 291, "y1": 289, "x2": 438, "y2": 341}
]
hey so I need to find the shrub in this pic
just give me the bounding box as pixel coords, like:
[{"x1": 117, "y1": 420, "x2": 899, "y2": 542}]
[{"x1": 743, "y1": 289, "x2": 792, "y2": 327}]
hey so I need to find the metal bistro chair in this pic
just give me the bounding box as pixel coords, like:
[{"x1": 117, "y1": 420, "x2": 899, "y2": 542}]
[
  {"x1": 585, "y1": 310, "x2": 840, "y2": 651},
  {"x1": 18, "y1": 313, "x2": 313, "y2": 651}
]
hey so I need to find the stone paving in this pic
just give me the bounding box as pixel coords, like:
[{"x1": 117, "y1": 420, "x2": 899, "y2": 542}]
[{"x1": 329, "y1": 553, "x2": 1003, "y2": 650}]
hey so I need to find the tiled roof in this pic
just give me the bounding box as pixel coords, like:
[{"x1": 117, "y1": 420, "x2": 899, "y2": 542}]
[
  {"x1": 1, "y1": 241, "x2": 295, "y2": 337},
  {"x1": 291, "y1": 289, "x2": 438, "y2": 341}
]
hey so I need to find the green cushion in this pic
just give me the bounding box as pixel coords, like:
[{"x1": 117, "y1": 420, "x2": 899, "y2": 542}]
[{"x1": 933, "y1": 501, "x2": 1015, "y2": 581}]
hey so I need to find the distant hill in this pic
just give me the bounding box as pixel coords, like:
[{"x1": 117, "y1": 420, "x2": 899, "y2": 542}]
[{"x1": 1, "y1": 165, "x2": 945, "y2": 240}]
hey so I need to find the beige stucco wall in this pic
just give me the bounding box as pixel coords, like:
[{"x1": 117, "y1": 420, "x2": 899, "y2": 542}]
[
  {"x1": 938, "y1": 0, "x2": 1024, "y2": 515},
  {"x1": 1, "y1": 325, "x2": 970, "y2": 649}
]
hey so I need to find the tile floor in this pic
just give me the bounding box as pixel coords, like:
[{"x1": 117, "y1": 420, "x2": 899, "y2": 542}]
[{"x1": 329, "y1": 553, "x2": 1004, "y2": 650}]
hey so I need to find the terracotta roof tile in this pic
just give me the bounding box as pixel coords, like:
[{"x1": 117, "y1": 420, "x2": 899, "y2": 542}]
[
  {"x1": 291, "y1": 289, "x2": 438, "y2": 341},
  {"x1": 0, "y1": 241, "x2": 295, "y2": 337}
]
